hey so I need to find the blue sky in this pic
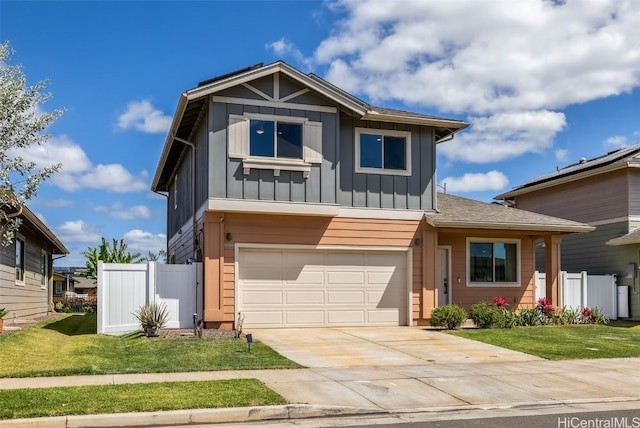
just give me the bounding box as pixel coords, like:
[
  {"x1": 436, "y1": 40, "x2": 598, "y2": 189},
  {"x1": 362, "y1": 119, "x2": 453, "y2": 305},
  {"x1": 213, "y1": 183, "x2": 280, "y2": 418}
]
[{"x1": 1, "y1": 0, "x2": 639, "y2": 266}]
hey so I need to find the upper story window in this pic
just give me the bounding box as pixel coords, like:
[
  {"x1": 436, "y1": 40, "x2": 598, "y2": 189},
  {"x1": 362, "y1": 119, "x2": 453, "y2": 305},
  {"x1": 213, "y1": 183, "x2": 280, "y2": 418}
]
[
  {"x1": 467, "y1": 238, "x2": 520, "y2": 287},
  {"x1": 355, "y1": 128, "x2": 411, "y2": 176},
  {"x1": 228, "y1": 113, "x2": 322, "y2": 178},
  {"x1": 250, "y1": 120, "x2": 302, "y2": 159},
  {"x1": 15, "y1": 236, "x2": 25, "y2": 283}
]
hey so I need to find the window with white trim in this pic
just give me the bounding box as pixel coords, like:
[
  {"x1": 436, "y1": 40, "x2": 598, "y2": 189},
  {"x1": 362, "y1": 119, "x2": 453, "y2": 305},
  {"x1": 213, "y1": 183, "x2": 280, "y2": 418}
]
[
  {"x1": 15, "y1": 236, "x2": 25, "y2": 283},
  {"x1": 355, "y1": 128, "x2": 411, "y2": 176},
  {"x1": 467, "y1": 238, "x2": 520, "y2": 286},
  {"x1": 228, "y1": 113, "x2": 322, "y2": 177}
]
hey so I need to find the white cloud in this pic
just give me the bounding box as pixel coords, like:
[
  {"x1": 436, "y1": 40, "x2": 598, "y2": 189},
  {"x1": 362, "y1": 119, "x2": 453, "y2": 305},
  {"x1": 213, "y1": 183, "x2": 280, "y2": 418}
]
[
  {"x1": 440, "y1": 170, "x2": 509, "y2": 193},
  {"x1": 314, "y1": 0, "x2": 640, "y2": 163},
  {"x1": 438, "y1": 110, "x2": 566, "y2": 163},
  {"x1": 604, "y1": 135, "x2": 629, "y2": 149},
  {"x1": 55, "y1": 220, "x2": 101, "y2": 244},
  {"x1": 35, "y1": 212, "x2": 47, "y2": 225},
  {"x1": 14, "y1": 135, "x2": 149, "y2": 193},
  {"x1": 117, "y1": 100, "x2": 172, "y2": 134},
  {"x1": 94, "y1": 203, "x2": 151, "y2": 220},
  {"x1": 317, "y1": 0, "x2": 640, "y2": 114},
  {"x1": 122, "y1": 229, "x2": 166, "y2": 253},
  {"x1": 266, "y1": 38, "x2": 313, "y2": 71},
  {"x1": 555, "y1": 149, "x2": 569, "y2": 162}
]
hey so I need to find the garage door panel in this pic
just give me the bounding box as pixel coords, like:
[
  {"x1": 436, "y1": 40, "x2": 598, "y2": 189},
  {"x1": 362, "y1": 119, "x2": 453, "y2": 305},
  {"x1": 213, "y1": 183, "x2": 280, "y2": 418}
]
[
  {"x1": 241, "y1": 251, "x2": 283, "y2": 266},
  {"x1": 368, "y1": 310, "x2": 400, "y2": 323},
  {"x1": 285, "y1": 269, "x2": 324, "y2": 284},
  {"x1": 326, "y1": 253, "x2": 365, "y2": 265},
  {"x1": 286, "y1": 291, "x2": 324, "y2": 304},
  {"x1": 328, "y1": 310, "x2": 366, "y2": 324},
  {"x1": 240, "y1": 268, "x2": 283, "y2": 283},
  {"x1": 244, "y1": 311, "x2": 283, "y2": 325},
  {"x1": 286, "y1": 311, "x2": 325, "y2": 325},
  {"x1": 239, "y1": 249, "x2": 407, "y2": 328},
  {"x1": 327, "y1": 271, "x2": 365, "y2": 284},
  {"x1": 327, "y1": 290, "x2": 366, "y2": 304},
  {"x1": 242, "y1": 290, "x2": 283, "y2": 304},
  {"x1": 285, "y1": 252, "x2": 325, "y2": 267}
]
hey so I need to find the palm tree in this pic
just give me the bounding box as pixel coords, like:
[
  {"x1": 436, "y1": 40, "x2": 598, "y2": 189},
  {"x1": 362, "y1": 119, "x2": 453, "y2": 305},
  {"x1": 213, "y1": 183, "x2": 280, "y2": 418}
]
[{"x1": 81, "y1": 238, "x2": 144, "y2": 279}]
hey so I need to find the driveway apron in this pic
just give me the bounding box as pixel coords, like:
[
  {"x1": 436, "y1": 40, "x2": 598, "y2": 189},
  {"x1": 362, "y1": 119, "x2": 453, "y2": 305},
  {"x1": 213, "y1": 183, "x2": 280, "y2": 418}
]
[{"x1": 250, "y1": 327, "x2": 558, "y2": 410}]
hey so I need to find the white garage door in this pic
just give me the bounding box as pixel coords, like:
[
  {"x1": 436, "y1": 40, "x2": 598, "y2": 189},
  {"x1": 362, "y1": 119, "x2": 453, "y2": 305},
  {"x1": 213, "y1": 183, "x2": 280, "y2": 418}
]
[{"x1": 237, "y1": 248, "x2": 408, "y2": 328}]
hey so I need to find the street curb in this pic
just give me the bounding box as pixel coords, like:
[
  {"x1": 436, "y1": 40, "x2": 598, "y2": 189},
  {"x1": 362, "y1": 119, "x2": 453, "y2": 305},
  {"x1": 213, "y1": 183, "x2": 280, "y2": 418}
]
[{"x1": 0, "y1": 405, "x2": 387, "y2": 428}]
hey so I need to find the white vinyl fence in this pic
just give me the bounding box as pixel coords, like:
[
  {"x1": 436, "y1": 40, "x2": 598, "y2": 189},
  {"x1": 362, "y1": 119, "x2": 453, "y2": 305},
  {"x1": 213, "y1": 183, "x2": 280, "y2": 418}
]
[
  {"x1": 535, "y1": 271, "x2": 617, "y2": 319},
  {"x1": 97, "y1": 261, "x2": 202, "y2": 335}
]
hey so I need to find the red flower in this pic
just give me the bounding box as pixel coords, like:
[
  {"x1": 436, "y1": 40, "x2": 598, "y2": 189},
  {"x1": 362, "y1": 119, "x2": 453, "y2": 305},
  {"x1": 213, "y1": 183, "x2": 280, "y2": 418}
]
[
  {"x1": 493, "y1": 296, "x2": 507, "y2": 308},
  {"x1": 582, "y1": 307, "x2": 592, "y2": 319}
]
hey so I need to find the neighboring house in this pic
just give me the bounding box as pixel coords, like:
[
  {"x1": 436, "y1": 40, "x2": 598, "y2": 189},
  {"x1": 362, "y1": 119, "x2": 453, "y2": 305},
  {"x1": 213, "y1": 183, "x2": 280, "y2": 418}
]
[
  {"x1": 52, "y1": 272, "x2": 76, "y2": 298},
  {"x1": 496, "y1": 143, "x2": 640, "y2": 319},
  {"x1": 0, "y1": 205, "x2": 68, "y2": 319},
  {"x1": 152, "y1": 61, "x2": 592, "y2": 329},
  {"x1": 53, "y1": 267, "x2": 96, "y2": 298}
]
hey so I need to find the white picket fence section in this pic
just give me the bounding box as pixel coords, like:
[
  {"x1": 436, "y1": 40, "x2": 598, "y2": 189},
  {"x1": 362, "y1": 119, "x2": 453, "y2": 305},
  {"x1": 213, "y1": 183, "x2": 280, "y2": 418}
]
[
  {"x1": 97, "y1": 261, "x2": 202, "y2": 335},
  {"x1": 535, "y1": 271, "x2": 617, "y2": 319}
]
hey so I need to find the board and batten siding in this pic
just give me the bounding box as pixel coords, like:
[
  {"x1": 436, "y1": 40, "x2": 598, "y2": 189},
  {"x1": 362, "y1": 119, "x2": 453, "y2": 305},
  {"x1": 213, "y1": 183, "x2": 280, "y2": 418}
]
[
  {"x1": 209, "y1": 101, "x2": 338, "y2": 205},
  {"x1": 339, "y1": 117, "x2": 436, "y2": 211},
  {"x1": 204, "y1": 213, "x2": 423, "y2": 326},
  {"x1": 0, "y1": 230, "x2": 51, "y2": 319},
  {"x1": 437, "y1": 229, "x2": 536, "y2": 310},
  {"x1": 513, "y1": 169, "x2": 630, "y2": 223}
]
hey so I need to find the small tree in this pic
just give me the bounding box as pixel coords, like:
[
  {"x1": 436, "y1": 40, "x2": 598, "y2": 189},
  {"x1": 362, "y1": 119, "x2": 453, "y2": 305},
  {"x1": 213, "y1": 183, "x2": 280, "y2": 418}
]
[
  {"x1": 144, "y1": 250, "x2": 167, "y2": 262},
  {"x1": 0, "y1": 42, "x2": 64, "y2": 247},
  {"x1": 81, "y1": 238, "x2": 144, "y2": 279}
]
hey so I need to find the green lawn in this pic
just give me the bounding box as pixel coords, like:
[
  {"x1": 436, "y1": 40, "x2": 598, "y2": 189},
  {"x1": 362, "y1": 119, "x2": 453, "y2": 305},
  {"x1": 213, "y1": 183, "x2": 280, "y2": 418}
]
[
  {"x1": 0, "y1": 314, "x2": 300, "y2": 378},
  {"x1": 449, "y1": 321, "x2": 640, "y2": 360},
  {"x1": 0, "y1": 379, "x2": 286, "y2": 420}
]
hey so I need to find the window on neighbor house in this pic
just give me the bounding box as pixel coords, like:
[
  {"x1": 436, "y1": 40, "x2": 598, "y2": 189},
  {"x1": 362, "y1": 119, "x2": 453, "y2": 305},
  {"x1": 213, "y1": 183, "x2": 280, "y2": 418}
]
[
  {"x1": 54, "y1": 280, "x2": 63, "y2": 296},
  {"x1": 355, "y1": 128, "x2": 411, "y2": 175},
  {"x1": 15, "y1": 237, "x2": 25, "y2": 283},
  {"x1": 250, "y1": 119, "x2": 303, "y2": 159},
  {"x1": 468, "y1": 239, "x2": 519, "y2": 285}
]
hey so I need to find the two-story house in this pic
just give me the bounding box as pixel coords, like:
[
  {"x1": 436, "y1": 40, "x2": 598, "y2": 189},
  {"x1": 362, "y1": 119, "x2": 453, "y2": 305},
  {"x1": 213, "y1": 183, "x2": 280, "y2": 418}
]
[
  {"x1": 152, "y1": 61, "x2": 592, "y2": 329},
  {"x1": 496, "y1": 143, "x2": 640, "y2": 319},
  {"x1": 1, "y1": 204, "x2": 68, "y2": 320}
]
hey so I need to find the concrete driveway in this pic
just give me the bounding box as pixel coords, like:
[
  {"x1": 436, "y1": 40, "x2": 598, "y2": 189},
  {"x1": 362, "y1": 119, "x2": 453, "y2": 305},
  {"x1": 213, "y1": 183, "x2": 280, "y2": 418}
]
[
  {"x1": 252, "y1": 326, "x2": 541, "y2": 367},
  {"x1": 249, "y1": 327, "x2": 640, "y2": 411}
]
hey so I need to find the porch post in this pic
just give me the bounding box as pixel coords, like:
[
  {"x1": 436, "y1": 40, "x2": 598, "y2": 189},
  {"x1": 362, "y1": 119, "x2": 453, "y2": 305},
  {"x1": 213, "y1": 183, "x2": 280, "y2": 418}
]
[
  {"x1": 544, "y1": 234, "x2": 562, "y2": 306},
  {"x1": 203, "y1": 211, "x2": 225, "y2": 323},
  {"x1": 422, "y1": 221, "x2": 437, "y2": 319}
]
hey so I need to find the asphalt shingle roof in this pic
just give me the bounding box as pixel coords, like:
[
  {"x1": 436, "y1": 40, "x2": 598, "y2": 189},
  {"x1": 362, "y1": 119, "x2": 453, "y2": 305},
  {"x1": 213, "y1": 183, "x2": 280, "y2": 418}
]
[{"x1": 429, "y1": 193, "x2": 593, "y2": 233}]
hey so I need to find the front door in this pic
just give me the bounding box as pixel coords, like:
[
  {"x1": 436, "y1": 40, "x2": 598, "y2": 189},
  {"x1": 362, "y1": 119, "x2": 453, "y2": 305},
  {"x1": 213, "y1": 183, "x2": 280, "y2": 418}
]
[{"x1": 437, "y1": 247, "x2": 450, "y2": 306}]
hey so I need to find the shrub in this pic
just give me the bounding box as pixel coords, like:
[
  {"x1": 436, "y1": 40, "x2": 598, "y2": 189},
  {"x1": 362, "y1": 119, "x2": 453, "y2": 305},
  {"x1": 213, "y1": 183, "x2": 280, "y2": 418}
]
[
  {"x1": 430, "y1": 304, "x2": 467, "y2": 330},
  {"x1": 559, "y1": 307, "x2": 580, "y2": 325},
  {"x1": 0, "y1": 308, "x2": 7, "y2": 319},
  {"x1": 469, "y1": 301, "x2": 501, "y2": 328},
  {"x1": 516, "y1": 308, "x2": 539, "y2": 326},
  {"x1": 581, "y1": 307, "x2": 609, "y2": 325},
  {"x1": 133, "y1": 302, "x2": 169, "y2": 330},
  {"x1": 496, "y1": 309, "x2": 518, "y2": 328}
]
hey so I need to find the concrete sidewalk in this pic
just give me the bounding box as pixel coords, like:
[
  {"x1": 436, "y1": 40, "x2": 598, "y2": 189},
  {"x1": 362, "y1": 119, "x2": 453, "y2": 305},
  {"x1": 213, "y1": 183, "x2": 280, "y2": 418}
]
[{"x1": 1, "y1": 357, "x2": 640, "y2": 427}]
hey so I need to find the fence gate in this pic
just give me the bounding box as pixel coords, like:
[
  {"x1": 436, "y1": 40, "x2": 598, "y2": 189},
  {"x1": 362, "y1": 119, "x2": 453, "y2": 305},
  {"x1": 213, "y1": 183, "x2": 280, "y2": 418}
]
[{"x1": 97, "y1": 261, "x2": 202, "y2": 335}]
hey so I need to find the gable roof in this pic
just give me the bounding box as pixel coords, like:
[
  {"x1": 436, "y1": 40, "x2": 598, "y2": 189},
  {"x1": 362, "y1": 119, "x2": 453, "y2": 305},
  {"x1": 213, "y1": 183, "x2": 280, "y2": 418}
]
[
  {"x1": 426, "y1": 193, "x2": 593, "y2": 233},
  {"x1": 19, "y1": 205, "x2": 68, "y2": 254},
  {"x1": 606, "y1": 227, "x2": 640, "y2": 246},
  {"x1": 495, "y1": 143, "x2": 640, "y2": 200},
  {"x1": 152, "y1": 61, "x2": 468, "y2": 192}
]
